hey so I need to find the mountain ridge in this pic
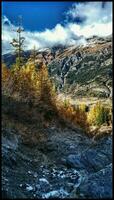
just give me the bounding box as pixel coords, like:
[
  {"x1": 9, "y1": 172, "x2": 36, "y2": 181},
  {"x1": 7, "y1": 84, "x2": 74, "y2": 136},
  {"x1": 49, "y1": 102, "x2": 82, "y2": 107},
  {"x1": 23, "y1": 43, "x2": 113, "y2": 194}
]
[{"x1": 2, "y1": 35, "x2": 112, "y2": 98}]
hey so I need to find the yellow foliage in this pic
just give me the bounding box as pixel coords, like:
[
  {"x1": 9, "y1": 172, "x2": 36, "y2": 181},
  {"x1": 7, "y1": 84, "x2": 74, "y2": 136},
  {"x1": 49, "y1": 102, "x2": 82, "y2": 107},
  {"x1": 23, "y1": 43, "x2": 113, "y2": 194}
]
[
  {"x1": 3, "y1": 61, "x2": 56, "y2": 107},
  {"x1": 2, "y1": 63, "x2": 12, "y2": 95},
  {"x1": 87, "y1": 101, "x2": 110, "y2": 126},
  {"x1": 79, "y1": 103, "x2": 87, "y2": 112},
  {"x1": 58, "y1": 102, "x2": 89, "y2": 131}
]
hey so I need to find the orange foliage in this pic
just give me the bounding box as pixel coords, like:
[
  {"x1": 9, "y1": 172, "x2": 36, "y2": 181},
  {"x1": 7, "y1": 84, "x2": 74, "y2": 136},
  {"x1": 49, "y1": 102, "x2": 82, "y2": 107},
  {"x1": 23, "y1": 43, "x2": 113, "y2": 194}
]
[{"x1": 2, "y1": 63, "x2": 12, "y2": 95}]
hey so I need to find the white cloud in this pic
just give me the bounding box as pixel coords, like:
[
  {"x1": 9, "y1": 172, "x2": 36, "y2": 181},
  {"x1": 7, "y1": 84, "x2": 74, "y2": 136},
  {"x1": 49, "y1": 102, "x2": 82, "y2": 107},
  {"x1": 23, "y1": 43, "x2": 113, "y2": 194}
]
[
  {"x1": 2, "y1": 2, "x2": 112, "y2": 54},
  {"x1": 2, "y1": 18, "x2": 86, "y2": 54},
  {"x1": 67, "y1": 21, "x2": 112, "y2": 38},
  {"x1": 66, "y1": 2, "x2": 112, "y2": 38},
  {"x1": 66, "y1": 2, "x2": 112, "y2": 25}
]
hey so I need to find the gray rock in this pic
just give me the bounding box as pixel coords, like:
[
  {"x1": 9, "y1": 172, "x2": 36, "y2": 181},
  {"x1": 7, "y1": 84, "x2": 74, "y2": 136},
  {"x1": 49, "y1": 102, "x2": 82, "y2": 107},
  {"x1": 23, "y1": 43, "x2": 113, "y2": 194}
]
[
  {"x1": 66, "y1": 154, "x2": 85, "y2": 169},
  {"x1": 66, "y1": 136, "x2": 112, "y2": 173},
  {"x1": 81, "y1": 148, "x2": 111, "y2": 172},
  {"x1": 26, "y1": 184, "x2": 34, "y2": 191},
  {"x1": 36, "y1": 178, "x2": 50, "y2": 193},
  {"x1": 42, "y1": 188, "x2": 69, "y2": 198},
  {"x1": 76, "y1": 164, "x2": 112, "y2": 199}
]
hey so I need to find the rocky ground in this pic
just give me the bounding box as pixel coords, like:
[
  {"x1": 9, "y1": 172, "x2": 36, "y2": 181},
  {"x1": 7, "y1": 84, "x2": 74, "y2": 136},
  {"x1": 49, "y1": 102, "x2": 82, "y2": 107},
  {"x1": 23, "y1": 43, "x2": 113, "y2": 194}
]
[{"x1": 2, "y1": 121, "x2": 112, "y2": 199}]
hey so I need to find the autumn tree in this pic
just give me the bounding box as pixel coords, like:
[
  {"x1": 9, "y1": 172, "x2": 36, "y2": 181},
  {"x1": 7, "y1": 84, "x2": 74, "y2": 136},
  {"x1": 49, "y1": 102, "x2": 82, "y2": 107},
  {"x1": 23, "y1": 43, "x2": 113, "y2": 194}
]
[
  {"x1": 29, "y1": 45, "x2": 37, "y2": 67},
  {"x1": 37, "y1": 62, "x2": 56, "y2": 105},
  {"x1": 2, "y1": 63, "x2": 11, "y2": 95},
  {"x1": 87, "y1": 102, "x2": 110, "y2": 126}
]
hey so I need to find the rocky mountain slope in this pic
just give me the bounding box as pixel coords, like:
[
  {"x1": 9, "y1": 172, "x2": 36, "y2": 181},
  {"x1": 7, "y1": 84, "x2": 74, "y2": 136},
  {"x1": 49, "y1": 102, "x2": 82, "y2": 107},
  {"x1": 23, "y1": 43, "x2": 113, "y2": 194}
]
[
  {"x1": 49, "y1": 36, "x2": 112, "y2": 98},
  {"x1": 2, "y1": 115, "x2": 112, "y2": 199},
  {"x1": 2, "y1": 35, "x2": 112, "y2": 98}
]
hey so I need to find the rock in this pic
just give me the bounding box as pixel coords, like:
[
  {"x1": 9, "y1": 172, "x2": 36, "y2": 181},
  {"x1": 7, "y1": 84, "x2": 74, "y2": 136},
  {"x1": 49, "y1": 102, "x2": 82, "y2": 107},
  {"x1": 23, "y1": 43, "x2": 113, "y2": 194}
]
[
  {"x1": 36, "y1": 178, "x2": 50, "y2": 193},
  {"x1": 42, "y1": 188, "x2": 69, "y2": 198},
  {"x1": 39, "y1": 178, "x2": 49, "y2": 184},
  {"x1": 76, "y1": 164, "x2": 112, "y2": 198},
  {"x1": 66, "y1": 154, "x2": 85, "y2": 169},
  {"x1": 33, "y1": 172, "x2": 38, "y2": 178},
  {"x1": 19, "y1": 184, "x2": 23, "y2": 187},
  {"x1": 69, "y1": 145, "x2": 75, "y2": 150},
  {"x1": 26, "y1": 184, "x2": 34, "y2": 191},
  {"x1": 28, "y1": 171, "x2": 32, "y2": 175},
  {"x1": 81, "y1": 148, "x2": 110, "y2": 172},
  {"x1": 66, "y1": 136, "x2": 112, "y2": 173}
]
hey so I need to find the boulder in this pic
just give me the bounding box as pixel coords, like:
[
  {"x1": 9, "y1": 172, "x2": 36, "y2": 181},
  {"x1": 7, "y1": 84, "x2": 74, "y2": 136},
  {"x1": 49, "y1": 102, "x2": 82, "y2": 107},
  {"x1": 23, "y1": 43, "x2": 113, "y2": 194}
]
[
  {"x1": 66, "y1": 154, "x2": 85, "y2": 169},
  {"x1": 36, "y1": 178, "x2": 50, "y2": 193},
  {"x1": 66, "y1": 136, "x2": 112, "y2": 173},
  {"x1": 42, "y1": 188, "x2": 69, "y2": 198},
  {"x1": 76, "y1": 164, "x2": 112, "y2": 199}
]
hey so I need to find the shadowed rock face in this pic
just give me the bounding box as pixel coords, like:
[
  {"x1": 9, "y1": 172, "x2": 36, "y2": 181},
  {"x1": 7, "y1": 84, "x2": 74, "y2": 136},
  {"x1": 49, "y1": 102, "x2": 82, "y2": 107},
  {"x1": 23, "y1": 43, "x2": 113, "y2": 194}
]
[
  {"x1": 76, "y1": 164, "x2": 112, "y2": 199},
  {"x1": 66, "y1": 136, "x2": 112, "y2": 172}
]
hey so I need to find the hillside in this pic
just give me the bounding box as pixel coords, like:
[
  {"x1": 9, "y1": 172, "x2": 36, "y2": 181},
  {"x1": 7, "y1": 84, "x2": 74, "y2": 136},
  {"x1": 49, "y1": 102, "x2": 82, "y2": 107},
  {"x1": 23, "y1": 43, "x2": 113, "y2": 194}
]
[
  {"x1": 48, "y1": 36, "x2": 112, "y2": 98},
  {"x1": 2, "y1": 95, "x2": 112, "y2": 199},
  {"x1": 2, "y1": 35, "x2": 112, "y2": 98},
  {"x1": 2, "y1": 35, "x2": 112, "y2": 199}
]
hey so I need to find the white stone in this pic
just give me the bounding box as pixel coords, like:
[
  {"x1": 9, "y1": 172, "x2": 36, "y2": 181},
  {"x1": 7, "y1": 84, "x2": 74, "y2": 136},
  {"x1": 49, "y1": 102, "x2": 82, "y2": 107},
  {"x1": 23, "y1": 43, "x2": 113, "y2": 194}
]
[
  {"x1": 26, "y1": 185, "x2": 33, "y2": 191},
  {"x1": 39, "y1": 178, "x2": 49, "y2": 184}
]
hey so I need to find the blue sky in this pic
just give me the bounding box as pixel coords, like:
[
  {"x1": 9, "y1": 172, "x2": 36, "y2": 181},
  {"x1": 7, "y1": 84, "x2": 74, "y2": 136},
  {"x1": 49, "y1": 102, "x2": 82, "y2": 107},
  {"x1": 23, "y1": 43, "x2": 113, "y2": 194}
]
[
  {"x1": 2, "y1": 2, "x2": 112, "y2": 54},
  {"x1": 2, "y1": 2, "x2": 74, "y2": 31}
]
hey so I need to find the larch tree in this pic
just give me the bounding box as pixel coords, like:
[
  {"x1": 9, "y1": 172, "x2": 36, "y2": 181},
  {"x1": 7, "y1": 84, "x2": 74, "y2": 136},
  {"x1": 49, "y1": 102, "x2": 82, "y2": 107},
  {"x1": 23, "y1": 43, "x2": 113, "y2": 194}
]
[
  {"x1": 29, "y1": 45, "x2": 37, "y2": 67},
  {"x1": 37, "y1": 62, "x2": 56, "y2": 106}
]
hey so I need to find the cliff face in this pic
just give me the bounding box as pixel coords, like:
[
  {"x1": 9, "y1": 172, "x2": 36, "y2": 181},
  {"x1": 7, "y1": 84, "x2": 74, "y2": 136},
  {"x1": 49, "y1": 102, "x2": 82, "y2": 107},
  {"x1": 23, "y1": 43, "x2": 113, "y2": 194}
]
[
  {"x1": 47, "y1": 35, "x2": 112, "y2": 98},
  {"x1": 2, "y1": 35, "x2": 112, "y2": 98}
]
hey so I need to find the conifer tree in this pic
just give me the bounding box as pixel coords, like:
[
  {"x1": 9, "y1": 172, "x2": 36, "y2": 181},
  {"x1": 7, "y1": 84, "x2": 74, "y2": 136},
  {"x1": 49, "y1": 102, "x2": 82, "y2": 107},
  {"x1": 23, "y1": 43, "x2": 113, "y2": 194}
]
[
  {"x1": 38, "y1": 62, "x2": 56, "y2": 106},
  {"x1": 10, "y1": 16, "x2": 25, "y2": 69}
]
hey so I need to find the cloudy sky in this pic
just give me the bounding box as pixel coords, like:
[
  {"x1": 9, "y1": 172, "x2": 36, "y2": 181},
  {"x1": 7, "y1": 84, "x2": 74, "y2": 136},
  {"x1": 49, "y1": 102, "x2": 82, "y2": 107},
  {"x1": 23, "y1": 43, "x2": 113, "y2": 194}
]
[{"x1": 2, "y1": 1, "x2": 112, "y2": 54}]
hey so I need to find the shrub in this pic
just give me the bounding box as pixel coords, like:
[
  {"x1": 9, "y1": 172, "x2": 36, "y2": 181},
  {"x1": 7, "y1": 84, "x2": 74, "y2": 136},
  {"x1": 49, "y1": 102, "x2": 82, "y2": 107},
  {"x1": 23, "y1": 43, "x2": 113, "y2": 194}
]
[
  {"x1": 63, "y1": 98, "x2": 70, "y2": 108},
  {"x1": 87, "y1": 101, "x2": 110, "y2": 126},
  {"x1": 73, "y1": 106, "x2": 89, "y2": 130},
  {"x1": 2, "y1": 63, "x2": 12, "y2": 95},
  {"x1": 57, "y1": 101, "x2": 89, "y2": 131},
  {"x1": 79, "y1": 103, "x2": 87, "y2": 112}
]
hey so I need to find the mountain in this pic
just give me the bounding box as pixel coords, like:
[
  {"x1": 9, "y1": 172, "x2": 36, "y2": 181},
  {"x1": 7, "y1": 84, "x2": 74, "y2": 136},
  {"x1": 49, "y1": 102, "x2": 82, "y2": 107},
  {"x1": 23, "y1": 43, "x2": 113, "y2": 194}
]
[
  {"x1": 2, "y1": 35, "x2": 112, "y2": 98},
  {"x1": 2, "y1": 35, "x2": 112, "y2": 199},
  {"x1": 47, "y1": 35, "x2": 112, "y2": 98}
]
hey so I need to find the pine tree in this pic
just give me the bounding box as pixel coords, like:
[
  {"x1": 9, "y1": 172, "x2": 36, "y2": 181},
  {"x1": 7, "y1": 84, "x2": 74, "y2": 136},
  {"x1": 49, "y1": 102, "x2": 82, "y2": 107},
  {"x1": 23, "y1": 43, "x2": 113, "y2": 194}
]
[{"x1": 10, "y1": 16, "x2": 25, "y2": 69}]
